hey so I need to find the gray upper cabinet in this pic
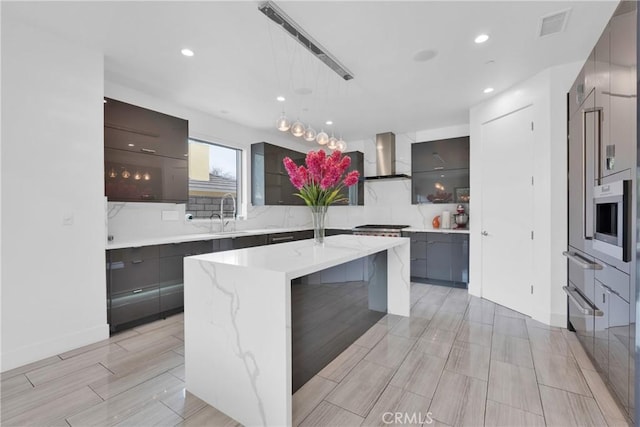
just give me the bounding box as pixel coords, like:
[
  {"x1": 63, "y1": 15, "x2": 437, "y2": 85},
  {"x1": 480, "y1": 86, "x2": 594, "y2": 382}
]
[
  {"x1": 252, "y1": 142, "x2": 305, "y2": 206},
  {"x1": 412, "y1": 137, "x2": 469, "y2": 204},
  {"x1": 104, "y1": 97, "x2": 189, "y2": 203},
  {"x1": 335, "y1": 151, "x2": 364, "y2": 206}
]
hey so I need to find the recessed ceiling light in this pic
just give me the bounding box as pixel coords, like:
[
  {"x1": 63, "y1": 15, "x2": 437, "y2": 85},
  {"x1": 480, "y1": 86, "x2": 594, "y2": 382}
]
[
  {"x1": 128, "y1": 143, "x2": 135, "y2": 147},
  {"x1": 325, "y1": 120, "x2": 333, "y2": 125},
  {"x1": 413, "y1": 49, "x2": 438, "y2": 62},
  {"x1": 474, "y1": 34, "x2": 490, "y2": 44},
  {"x1": 483, "y1": 87, "x2": 494, "y2": 94},
  {"x1": 181, "y1": 48, "x2": 194, "y2": 57},
  {"x1": 276, "y1": 96, "x2": 286, "y2": 102}
]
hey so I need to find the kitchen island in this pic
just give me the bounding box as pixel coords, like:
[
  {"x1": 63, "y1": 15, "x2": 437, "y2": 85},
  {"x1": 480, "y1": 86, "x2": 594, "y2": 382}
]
[{"x1": 183, "y1": 234, "x2": 410, "y2": 426}]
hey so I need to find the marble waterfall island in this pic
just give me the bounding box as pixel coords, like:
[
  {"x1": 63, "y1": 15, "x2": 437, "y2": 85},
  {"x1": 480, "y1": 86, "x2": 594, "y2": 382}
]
[{"x1": 184, "y1": 234, "x2": 410, "y2": 426}]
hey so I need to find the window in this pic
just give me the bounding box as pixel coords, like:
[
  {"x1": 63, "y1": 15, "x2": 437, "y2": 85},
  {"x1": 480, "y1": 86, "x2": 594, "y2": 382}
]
[{"x1": 187, "y1": 138, "x2": 242, "y2": 219}]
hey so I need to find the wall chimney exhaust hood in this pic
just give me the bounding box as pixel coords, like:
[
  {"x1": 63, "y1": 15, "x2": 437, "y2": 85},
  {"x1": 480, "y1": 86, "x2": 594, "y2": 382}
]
[{"x1": 365, "y1": 132, "x2": 411, "y2": 180}]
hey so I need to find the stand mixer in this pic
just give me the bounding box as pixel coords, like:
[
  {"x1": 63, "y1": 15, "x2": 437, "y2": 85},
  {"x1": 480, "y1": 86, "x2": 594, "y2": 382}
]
[{"x1": 453, "y1": 204, "x2": 468, "y2": 229}]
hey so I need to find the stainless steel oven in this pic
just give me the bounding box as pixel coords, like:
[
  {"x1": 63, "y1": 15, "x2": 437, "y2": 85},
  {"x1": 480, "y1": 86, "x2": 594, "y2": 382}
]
[{"x1": 592, "y1": 180, "x2": 632, "y2": 262}]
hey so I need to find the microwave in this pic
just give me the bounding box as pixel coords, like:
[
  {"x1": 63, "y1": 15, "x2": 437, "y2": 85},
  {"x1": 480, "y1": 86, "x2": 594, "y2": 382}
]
[{"x1": 592, "y1": 180, "x2": 631, "y2": 262}]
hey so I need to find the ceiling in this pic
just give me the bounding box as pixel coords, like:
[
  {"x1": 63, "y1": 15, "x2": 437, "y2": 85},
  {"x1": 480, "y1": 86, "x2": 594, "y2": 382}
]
[{"x1": 4, "y1": 1, "x2": 619, "y2": 141}]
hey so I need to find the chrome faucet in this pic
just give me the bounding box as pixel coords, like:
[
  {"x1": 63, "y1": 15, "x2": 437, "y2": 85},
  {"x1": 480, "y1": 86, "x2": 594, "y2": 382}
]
[
  {"x1": 209, "y1": 212, "x2": 223, "y2": 233},
  {"x1": 220, "y1": 193, "x2": 236, "y2": 232}
]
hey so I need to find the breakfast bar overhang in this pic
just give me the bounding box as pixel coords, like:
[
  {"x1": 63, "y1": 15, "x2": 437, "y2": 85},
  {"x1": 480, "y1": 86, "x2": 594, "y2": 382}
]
[{"x1": 183, "y1": 234, "x2": 410, "y2": 426}]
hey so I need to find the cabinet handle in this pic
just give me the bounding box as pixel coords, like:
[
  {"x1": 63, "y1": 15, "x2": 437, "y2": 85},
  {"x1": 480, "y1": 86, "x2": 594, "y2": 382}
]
[
  {"x1": 131, "y1": 259, "x2": 144, "y2": 264},
  {"x1": 272, "y1": 236, "x2": 294, "y2": 242},
  {"x1": 132, "y1": 289, "x2": 143, "y2": 294},
  {"x1": 563, "y1": 286, "x2": 603, "y2": 316},
  {"x1": 562, "y1": 251, "x2": 602, "y2": 270},
  {"x1": 140, "y1": 148, "x2": 157, "y2": 154}
]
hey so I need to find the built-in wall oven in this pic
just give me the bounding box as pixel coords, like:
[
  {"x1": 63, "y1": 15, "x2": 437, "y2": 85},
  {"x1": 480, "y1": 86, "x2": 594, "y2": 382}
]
[{"x1": 592, "y1": 180, "x2": 632, "y2": 262}]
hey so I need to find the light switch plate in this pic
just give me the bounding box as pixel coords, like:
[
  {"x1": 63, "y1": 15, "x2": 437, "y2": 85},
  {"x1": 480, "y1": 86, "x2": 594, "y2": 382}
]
[{"x1": 162, "y1": 210, "x2": 179, "y2": 221}]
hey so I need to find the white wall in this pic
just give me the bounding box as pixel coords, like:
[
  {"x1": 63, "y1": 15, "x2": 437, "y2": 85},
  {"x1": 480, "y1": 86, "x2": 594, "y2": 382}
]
[
  {"x1": 469, "y1": 63, "x2": 582, "y2": 327},
  {"x1": 1, "y1": 20, "x2": 108, "y2": 371}
]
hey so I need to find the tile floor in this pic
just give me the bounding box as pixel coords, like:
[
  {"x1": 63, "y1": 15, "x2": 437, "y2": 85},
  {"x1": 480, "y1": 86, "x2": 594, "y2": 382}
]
[{"x1": 0, "y1": 282, "x2": 632, "y2": 426}]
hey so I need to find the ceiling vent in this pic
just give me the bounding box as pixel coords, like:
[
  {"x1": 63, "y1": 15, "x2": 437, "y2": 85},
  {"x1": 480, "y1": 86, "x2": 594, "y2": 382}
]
[{"x1": 538, "y1": 8, "x2": 571, "y2": 37}]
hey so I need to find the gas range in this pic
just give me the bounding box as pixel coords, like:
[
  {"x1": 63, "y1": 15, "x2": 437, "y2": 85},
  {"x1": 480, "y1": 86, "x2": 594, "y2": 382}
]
[{"x1": 352, "y1": 224, "x2": 410, "y2": 237}]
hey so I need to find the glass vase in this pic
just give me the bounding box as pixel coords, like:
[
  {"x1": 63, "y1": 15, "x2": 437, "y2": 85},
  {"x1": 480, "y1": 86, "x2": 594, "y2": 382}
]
[{"x1": 310, "y1": 205, "x2": 328, "y2": 244}]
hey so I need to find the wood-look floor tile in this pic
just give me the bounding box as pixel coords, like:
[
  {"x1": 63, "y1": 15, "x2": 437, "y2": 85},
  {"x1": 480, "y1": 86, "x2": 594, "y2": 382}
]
[
  {"x1": 117, "y1": 323, "x2": 184, "y2": 352},
  {"x1": 159, "y1": 388, "x2": 208, "y2": 420},
  {"x1": 0, "y1": 355, "x2": 62, "y2": 381},
  {"x1": 532, "y1": 350, "x2": 592, "y2": 397},
  {"x1": 410, "y1": 301, "x2": 440, "y2": 320},
  {"x1": 293, "y1": 376, "x2": 338, "y2": 426},
  {"x1": 377, "y1": 314, "x2": 404, "y2": 329},
  {"x1": 495, "y1": 305, "x2": 528, "y2": 319},
  {"x1": 0, "y1": 374, "x2": 33, "y2": 400},
  {"x1": 178, "y1": 405, "x2": 241, "y2": 427},
  {"x1": 389, "y1": 316, "x2": 430, "y2": 338},
  {"x1": 429, "y1": 370, "x2": 487, "y2": 426},
  {"x1": 491, "y1": 333, "x2": 533, "y2": 369},
  {"x1": 487, "y1": 360, "x2": 542, "y2": 415},
  {"x1": 318, "y1": 344, "x2": 369, "y2": 383},
  {"x1": 428, "y1": 312, "x2": 464, "y2": 333},
  {"x1": 456, "y1": 321, "x2": 493, "y2": 347},
  {"x1": 527, "y1": 327, "x2": 571, "y2": 357},
  {"x1": 444, "y1": 341, "x2": 491, "y2": 381},
  {"x1": 174, "y1": 347, "x2": 185, "y2": 356},
  {"x1": 58, "y1": 329, "x2": 140, "y2": 360},
  {"x1": 133, "y1": 313, "x2": 183, "y2": 334},
  {"x1": 25, "y1": 344, "x2": 126, "y2": 386},
  {"x1": 493, "y1": 316, "x2": 528, "y2": 339},
  {"x1": 1, "y1": 364, "x2": 113, "y2": 421},
  {"x1": 299, "y1": 401, "x2": 364, "y2": 427},
  {"x1": 539, "y1": 384, "x2": 607, "y2": 427},
  {"x1": 562, "y1": 330, "x2": 597, "y2": 371},
  {"x1": 415, "y1": 328, "x2": 456, "y2": 359},
  {"x1": 364, "y1": 334, "x2": 416, "y2": 369},
  {"x1": 525, "y1": 318, "x2": 561, "y2": 332},
  {"x1": 485, "y1": 400, "x2": 545, "y2": 427},
  {"x1": 89, "y1": 350, "x2": 184, "y2": 399},
  {"x1": 581, "y1": 368, "x2": 630, "y2": 425},
  {"x1": 362, "y1": 385, "x2": 431, "y2": 427},
  {"x1": 67, "y1": 373, "x2": 183, "y2": 426},
  {"x1": 114, "y1": 400, "x2": 183, "y2": 427},
  {"x1": 464, "y1": 303, "x2": 496, "y2": 325},
  {"x1": 354, "y1": 324, "x2": 388, "y2": 349},
  {"x1": 390, "y1": 350, "x2": 446, "y2": 399},
  {"x1": 439, "y1": 297, "x2": 469, "y2": 315},
  {"x1": 325, "y1": 359, "x2": 394, "y2": 417},
  {"x1": 168, "y1": 363, "x2": 185, "y2": 381},
  {"x1": 100, "y1": 336, "x2": 183, "y2": 375},
  {"x1": 2, "y1": 386, "x2": 102, "y2": 427}
]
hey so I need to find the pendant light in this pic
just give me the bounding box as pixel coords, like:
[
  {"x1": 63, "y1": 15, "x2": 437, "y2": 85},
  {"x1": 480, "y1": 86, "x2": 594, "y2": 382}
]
[
  {"x1": 316, "y1": 130, "x2": 329, "y2": 145},
  {"x1": 327, "y1": 134, "x2": 338, "y2": 150},
  {"x1": 336, "y1": 138, "x2": 347, "y2": 152},
  {"x1": 303, "y1": 126, "x2": 317, "y2": 142},
  {"x1": 276, "y1": 112, "x2": 291, "y2": 132},
  {"x1": 121, "y1": 169, "x2": 131, "y2": 179},
  {"x1": 290, "y1": 119, "x2": 305, "y2": 137}
]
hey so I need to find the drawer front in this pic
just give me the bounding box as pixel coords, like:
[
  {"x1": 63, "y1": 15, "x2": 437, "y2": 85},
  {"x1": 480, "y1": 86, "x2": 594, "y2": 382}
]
[
  {"x1": 191, "y1": 240, "x2": 214, "y2": 255},
  {"x1": 158, "y1": 255, "x2": 183, "y2": 287},
  {"x1": 160, "y1": 283, "x2": 184, "y2": 312},
  {"x1": 269, "y1": 233, "x2": 296, "y2": 244},
  {"x1": 158, "y1": 242, "x2": 191, "y2": 258},
  {"x1": 109, "y1": 246, "x2": 159, "y2": 263},
  {"x1": 110, "y1": 258, "x2": 159, "y2": 294},
  {"x1": 425, "y1": 232, "x2": 453, "y2": 243},
  {"x1": 410, "y1": 259, "x2": 427, "y2": 279},
  {"x1": 408, "y1": 232, "x2": 426, "y2": 242},
  {"x1": 595, "y1": 261, "x2": 630, "y2": 303},
  {"x1": 110, "y1": 287, "x2": 159, "y2": 326},
  {"x1": 410, "y1": 241, "x2": 427, "y2": 259},
  {"x1": 568, "y1": 252, "x2": 596, "y2": 303},
  {"x1": 294, "y1": 230, "x2": 314, "y2": 240}
]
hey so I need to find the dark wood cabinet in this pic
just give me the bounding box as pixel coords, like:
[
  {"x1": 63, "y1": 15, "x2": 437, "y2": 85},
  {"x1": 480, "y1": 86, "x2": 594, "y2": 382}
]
[
  {"x1": 104, "y1": 97, "x2": 188, "y2": 203},
  {"x1": 411, "y1": 137, "x2": 469, "y2": 204}
]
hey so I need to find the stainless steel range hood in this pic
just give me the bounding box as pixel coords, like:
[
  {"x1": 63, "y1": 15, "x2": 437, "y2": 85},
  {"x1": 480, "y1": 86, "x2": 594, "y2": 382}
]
[{"x1": 365, "y1": 132, "x2": 411, "y2": 180}]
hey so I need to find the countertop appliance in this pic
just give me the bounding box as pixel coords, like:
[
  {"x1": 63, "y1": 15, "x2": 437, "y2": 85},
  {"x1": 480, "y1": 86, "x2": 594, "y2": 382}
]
[{"x1": 352, "y1": 224, "x2": 410, "y2": 237}]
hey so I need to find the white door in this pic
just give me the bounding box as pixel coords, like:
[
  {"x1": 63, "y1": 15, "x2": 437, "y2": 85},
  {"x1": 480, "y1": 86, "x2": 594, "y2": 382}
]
[{"x1": 481, "y1": 106, "x2": 534, "y2": 316}]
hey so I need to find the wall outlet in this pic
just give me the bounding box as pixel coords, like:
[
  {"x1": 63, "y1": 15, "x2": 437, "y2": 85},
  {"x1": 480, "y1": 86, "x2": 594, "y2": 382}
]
[{"x1": 161, "y1": 210, "x2": 179, "y2": 221}]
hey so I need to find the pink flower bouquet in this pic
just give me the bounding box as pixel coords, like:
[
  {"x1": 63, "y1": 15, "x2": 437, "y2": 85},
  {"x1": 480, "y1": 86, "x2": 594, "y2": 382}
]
[{"x1": 283, "y1": 149, "x2": 360, "y2": 206}]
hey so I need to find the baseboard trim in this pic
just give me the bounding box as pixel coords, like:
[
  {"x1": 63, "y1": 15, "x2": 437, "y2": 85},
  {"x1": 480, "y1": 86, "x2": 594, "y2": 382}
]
[{"x1": 1, "y1": 323, "x2": 109, "y2": 372}]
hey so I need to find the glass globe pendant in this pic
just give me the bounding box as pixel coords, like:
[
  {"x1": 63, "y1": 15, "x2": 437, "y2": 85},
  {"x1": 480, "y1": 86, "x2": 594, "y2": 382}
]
[
  {"x1": 336, "y1": 138, "x2": 347, "y2": 151},
  {"x1": 290, "y1": 120, "x2": 305, "y2": 137},
  {"x1": 276, "y1": 113, "x2": 291, "y2": 132},
  {"x1": 316, "y1": 130, "x2": 329, "y2": 145},
  {"x1": 327, "y1": 135, "x2": 338, "y2": 150},
  {"x1": 303, "y1": 126, "x2": 317, "y2": 142}
]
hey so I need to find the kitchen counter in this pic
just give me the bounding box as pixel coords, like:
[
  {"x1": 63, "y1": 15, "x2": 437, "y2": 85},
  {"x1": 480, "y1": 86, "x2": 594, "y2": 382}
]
[
  {"x1": 183, "y1": 235, "x2": 410, "y2": 426},
  {"x1": 404, "y1": 227, "x2": 470, "y2": 234}
]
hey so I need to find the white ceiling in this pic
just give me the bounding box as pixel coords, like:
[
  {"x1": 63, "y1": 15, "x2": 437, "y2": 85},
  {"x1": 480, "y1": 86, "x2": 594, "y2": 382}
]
[{"x1": 4, "y1": 1, "x2": 619, "y2": 141}]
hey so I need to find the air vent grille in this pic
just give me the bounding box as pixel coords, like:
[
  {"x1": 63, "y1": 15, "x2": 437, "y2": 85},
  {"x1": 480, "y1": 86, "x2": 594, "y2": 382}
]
[{"x1": 538, "y1": 8, "x2": 571, "y2": 37}]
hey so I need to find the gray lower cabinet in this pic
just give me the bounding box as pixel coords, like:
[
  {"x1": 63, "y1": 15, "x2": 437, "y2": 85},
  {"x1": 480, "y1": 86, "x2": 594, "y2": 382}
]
[{"x1": 405, "y1": 231, "x2": 469, "y2": 286}]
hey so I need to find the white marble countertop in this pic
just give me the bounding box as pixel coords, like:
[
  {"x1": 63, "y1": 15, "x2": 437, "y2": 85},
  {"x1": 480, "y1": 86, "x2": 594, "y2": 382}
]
[
  {"x1": 404, "y1": 227, "x2": 470, "y2": 234},
  {"x1": 106, "y1": 226, "x2": 318, "y2": 250},
  {"x1": 187, "y1": 234, "x2": 409, "y2": 280}
]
